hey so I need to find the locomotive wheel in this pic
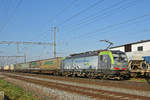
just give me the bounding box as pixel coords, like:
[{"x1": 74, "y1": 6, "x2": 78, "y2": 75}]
[{"x1": 130, "y1": 73, "x2": 137, "y2": 78}]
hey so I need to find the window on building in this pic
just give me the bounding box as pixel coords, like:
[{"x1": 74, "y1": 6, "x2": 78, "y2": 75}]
[
  {"x1": 137, "y1": 46, "x2": 143, "y2": 51},
  {"x1": 125, "y1": 44, "x2": 132, "y2": 52}
]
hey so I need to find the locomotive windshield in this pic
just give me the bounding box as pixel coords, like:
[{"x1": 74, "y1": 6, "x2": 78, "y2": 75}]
[{"x1": 112, "y1": 52, "x2": 128, "y2": 62}]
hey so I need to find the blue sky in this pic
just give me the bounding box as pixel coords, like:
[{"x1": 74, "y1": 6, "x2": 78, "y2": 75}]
[{"x1": 0, "y1": 0, "x2": 150, "y2": 62}]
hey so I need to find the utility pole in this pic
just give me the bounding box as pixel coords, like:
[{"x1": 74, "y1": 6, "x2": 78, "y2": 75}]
[
  {"x1": 24, "y1": 52, "x2": 26, "y2": 63},
  {"x1": 24, "y1": 47, "x2": 27, "y2": 63},
  {"x1": 54, "y1": 27, "x2": 56, "y2": 58},
  {"x1": 24, "y1": 55, "x2": 26, "y2": 63}
]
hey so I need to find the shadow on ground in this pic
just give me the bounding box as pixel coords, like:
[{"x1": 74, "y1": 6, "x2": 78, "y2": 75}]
[
  {"x1": 145, "y1": 72, "x2": 150, "y2": 84},
  {"x1": 4, "y1": 95, "x2": 10, "y2": 100}
]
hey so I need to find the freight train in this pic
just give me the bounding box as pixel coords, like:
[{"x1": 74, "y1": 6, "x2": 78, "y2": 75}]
[{"x1": 1, "y1": 50, "x2": 130, "y2": 80}]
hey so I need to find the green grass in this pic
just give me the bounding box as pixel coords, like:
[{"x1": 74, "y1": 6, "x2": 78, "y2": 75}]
[
  {"x1": 129, "y1": 78, "x2": 147, "y2": 82},
  {"x1": 0, "y1": 78, "x2": 39, "y2": 100}
]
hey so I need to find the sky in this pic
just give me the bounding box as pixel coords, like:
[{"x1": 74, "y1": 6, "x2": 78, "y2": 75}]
[{"x1": 0, "y1": 0, "x2": 150, "y2": 63}]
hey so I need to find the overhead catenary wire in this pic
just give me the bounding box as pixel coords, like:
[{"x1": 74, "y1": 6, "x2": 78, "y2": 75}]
[
  {"x1": 39, "y1": 0, "x2": 79, "y2": 42},
  {"x1": 89, "y1": 18, "x2": 150, "y2": 40},
  {"x1": 48, "y1": 0, "x2": 79, "y2": 24},
  {"x1": 62, "y1": 0, "x2": 127, "y2": 30},
  {"x1": 62, "y1": 0, "x2": 138, "y2": 34},
  {"x1": 69, "y1": 12, "x2": 150, "y2": 40},
  {"x1": 58, "y1": 15, "x2": 150, "y2": 51},
  {"x1": 57, "y1": 0, "x2": 105, "y2": 27},
  {"x1": 0, "y1": 0, "x2": 23, "y2": 34},
  {"x1": 0, "y1": 0, "x2": 12, "y2": 30},
  {"x1": 40, "y1": 0, "x2": 104, "y2": 51},
  {"x1": 63, "y1": 28, "x2": 150, "y2": 56},
  {"x1": 0, "y1": 56, "x2": 25, "y2": 66},
  {"x1": 0, "y1": 41, "x2": 53, "y2": 45},
  {"x1": 0, "y1": 0, "x2": 12, "y2": 17}
]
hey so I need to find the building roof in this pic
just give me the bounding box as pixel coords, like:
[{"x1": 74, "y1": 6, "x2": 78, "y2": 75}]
[{"x1": 110, "y1": 39, "x2": 150, "y2": 49}]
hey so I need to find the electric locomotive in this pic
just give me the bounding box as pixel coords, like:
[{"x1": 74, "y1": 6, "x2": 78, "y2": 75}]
[{"x1": 61, "y1": 50, "x2": 129, "y2": 79}]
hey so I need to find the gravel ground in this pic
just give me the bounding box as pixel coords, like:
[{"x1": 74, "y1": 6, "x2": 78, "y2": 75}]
[
  {"x1": 1, "y1": 72, "x2": 150, "y2": 100},
  {"x1": 5, "y1": 77, "x2": 93, "y2": 100}
]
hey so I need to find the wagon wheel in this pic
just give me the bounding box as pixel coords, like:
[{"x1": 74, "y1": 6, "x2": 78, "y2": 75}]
[
  {"x1": 145, "y1": 72, "x2": 150, "y2": 84},
  {"x1": 131, "y1": 73, "x2": 137, "y2": 78},
  {"x1": 128, "y1": 61, "x2": 132, "y2": 70},
  {"x1": 131, "y1": 65, "x2": 138, "y2": 70},
  {"x1": 142, "y1": 62, "x2": 148, "y2": 69},
  {"x1": 146, "y1": 64, "x2": 150, "y2": 69}
]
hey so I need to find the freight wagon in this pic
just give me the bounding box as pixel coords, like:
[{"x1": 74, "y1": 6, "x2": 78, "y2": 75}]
[
  {"x1": 38, "y1": 57, "x2": 61, "y2": 74},
  {"x1": 128, "y1": 56, "x2": 150, "y2": 77},
  {"x1": 13, "y1": 57, "x2": 61, "y2": 74}
]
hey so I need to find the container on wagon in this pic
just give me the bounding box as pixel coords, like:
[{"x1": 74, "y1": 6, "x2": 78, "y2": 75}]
[
  {"x1": 20, "y1": 63, "x2": 30, "y2": 69},
  {"x1": 39, "y1": 57, "x2": 61, "y2": 70},
  {"x1": 14, "y1": 63, "x2": 22, "y2": 69},
  {"x1": 9, "y1": 64, "x2": 14, "y2": 70},
  {"x1": 30, "y1": 61, "x2": 40, "y2": 69},
  {"x1": 14, "y1": 63, "x2": 30, "y2": 70},
  {"x1": 143, "y1": 56, "x2": 150, "y2": 64},
  {"x1": 3, "y1": 65, "x2": 9, "y2": 70}
]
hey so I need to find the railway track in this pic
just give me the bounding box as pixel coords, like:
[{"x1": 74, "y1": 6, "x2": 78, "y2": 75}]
[
  {"x1": 1, "y1": 72, "x2": 150, "y2": 100},
  {"x1": 7, "y1": 72, "x2": 150, "y2": 91}
]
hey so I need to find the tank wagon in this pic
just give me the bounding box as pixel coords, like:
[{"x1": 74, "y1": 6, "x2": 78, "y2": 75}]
[
  {"x1": 2, "y1": 50, "x2": 129, "y2": 79},
  {"x1": 61, "y1": 50, "x2": 129, "y2": 79}
]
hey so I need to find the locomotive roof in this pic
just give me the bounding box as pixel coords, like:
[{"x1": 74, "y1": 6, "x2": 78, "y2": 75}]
[
  {"x1": 69, "y1": 50, "x2": 106, "y2": 58},
  {"x1": 69, "y1": 50, "x2": 102, "y2": 57},
  {"x1": 69, "y1": 50, "x2": 125, "y2": 58}
]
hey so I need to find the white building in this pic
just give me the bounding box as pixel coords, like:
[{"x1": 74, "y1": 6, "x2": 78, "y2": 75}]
[{"x1": 110, "y1": 40, "x2": 150, "y2": 61}]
